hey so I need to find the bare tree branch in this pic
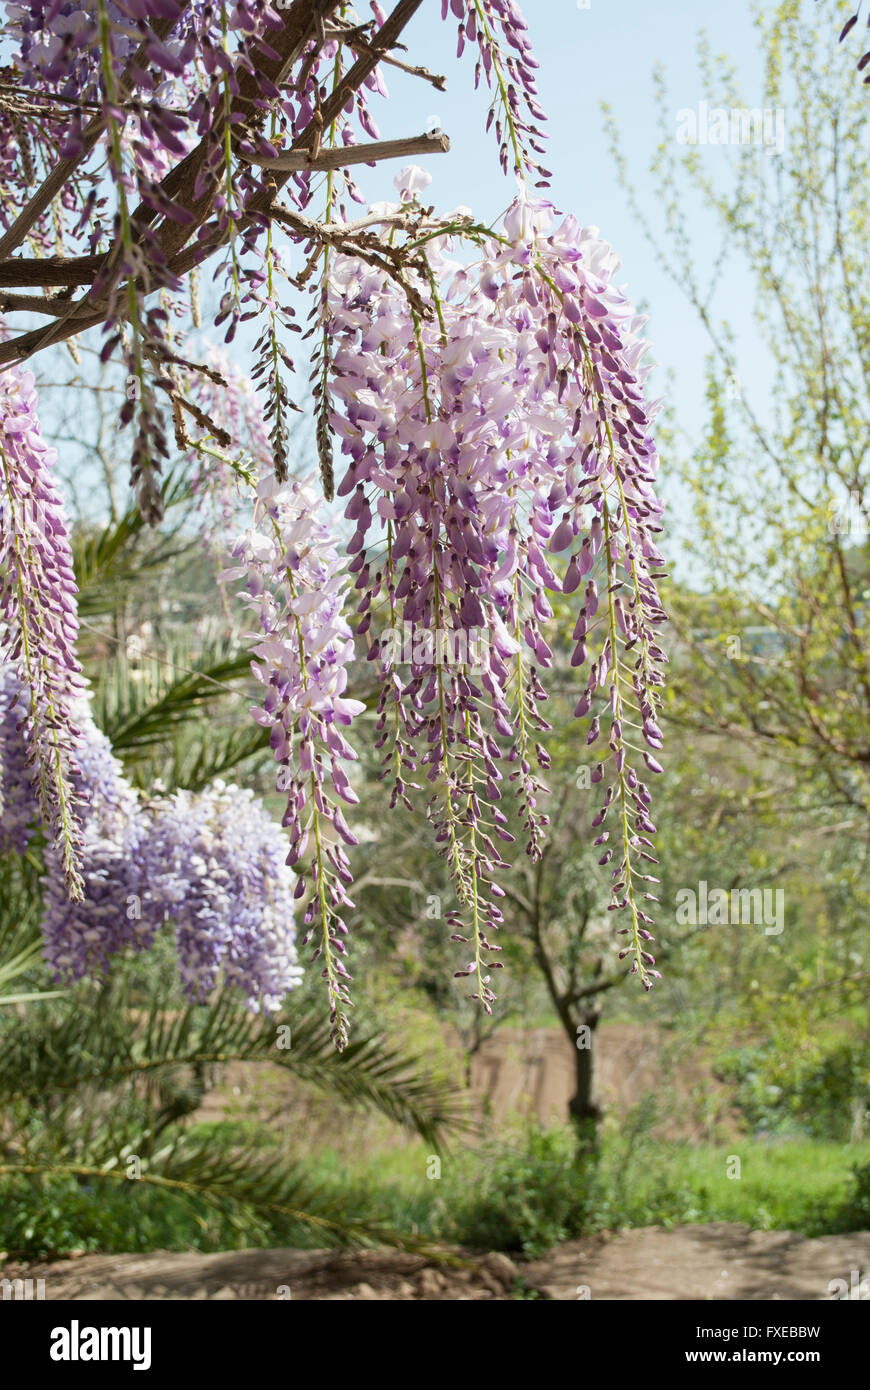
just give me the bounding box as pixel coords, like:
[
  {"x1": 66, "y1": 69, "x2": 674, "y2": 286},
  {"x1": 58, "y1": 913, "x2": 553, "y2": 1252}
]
[{"x1": 238, "y1": 130, "x2": 450, "y2": 172}]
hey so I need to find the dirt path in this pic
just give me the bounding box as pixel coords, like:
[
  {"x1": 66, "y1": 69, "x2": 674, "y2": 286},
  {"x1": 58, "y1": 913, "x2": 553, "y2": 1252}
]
[
  {"x1": 4, "y1": 1224, "x2": 868, "y2": 1300},
  {"x1": 523, "y1": 1223, "x2": 870, "y2": 1300}
]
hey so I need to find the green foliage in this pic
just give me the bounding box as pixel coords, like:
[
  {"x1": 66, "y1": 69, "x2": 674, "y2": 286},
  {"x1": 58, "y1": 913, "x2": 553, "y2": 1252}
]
[
  {"x1": 0, "y1": 975, "x2": 463, "y2": 1138},
  {"x1": 0, "y1": 860, "x2": 64, "y2": 1008},
  {"x1": 597, "y1": 5, "x2": 870, "y2": 1155},
  {"x1": 163, "y1": 1122, "x2": 870, "y2": 1257},
  {"x1": 591, "y1": 1135, "x2": 870, "y2": 1238},
  {"x1": 717, "y1": 1037, "x2": 870, "y2": 1142},
  {"x1": 606, "y1": 0, "x2": 870, "y2": 810},
  {"x1": 0, "y1": 1175, "x2": 233, "y2": 1259},
  {"x1": 838, "y1": 1159, "x2": 870, "y2": 1230},
  {"x1": 72, "y1": 474, "x2": 193, "y2": 621},
  {"x1": 97, "y1": 643, "x2": 254, "y2": 760},
  {"x1": 438, "y1": 1124, "x2": 594, "y2": 1256}
]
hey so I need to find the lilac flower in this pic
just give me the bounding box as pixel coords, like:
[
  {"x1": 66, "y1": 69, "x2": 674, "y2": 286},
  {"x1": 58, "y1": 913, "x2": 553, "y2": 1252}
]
[
  {"x1": 0, "y1": 365, "x2": 85, "y2": 896},
  {"x1": 40, "y1": 697, "x2": 152, "y2": 982},
  {"x1": 35, "y1": 696, "x2": 303, "y2": 1011},
  {"x1": 147, "y1": 781, "x2": 304, "y2": 1012},
  {"x1": 0, "y1": 662, "x2": 37, "y2": 855},
  {"x1": 316, "y1": 191, "x2": 666, "y2": 996},
  {"x1": 226, "y1": 475, "x2": 364, "y2": 1045}
]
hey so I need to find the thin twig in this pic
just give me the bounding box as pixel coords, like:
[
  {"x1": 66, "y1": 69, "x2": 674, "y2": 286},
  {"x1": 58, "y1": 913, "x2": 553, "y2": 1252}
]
[{"x1": 324, "y1": 23, "x2": 447, "y2": 89}]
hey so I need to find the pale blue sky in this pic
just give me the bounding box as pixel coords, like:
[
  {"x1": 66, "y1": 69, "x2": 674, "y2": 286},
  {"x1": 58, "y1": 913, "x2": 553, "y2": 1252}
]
[{"x1": 356, "y1": 0, "x2": 776, "y2": 459}]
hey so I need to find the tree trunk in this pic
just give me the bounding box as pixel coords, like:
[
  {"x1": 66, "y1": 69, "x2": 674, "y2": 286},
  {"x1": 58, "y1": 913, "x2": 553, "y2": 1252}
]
[{"x1": 568, "y1": 1010, "x2": 602, "y2": 1157}]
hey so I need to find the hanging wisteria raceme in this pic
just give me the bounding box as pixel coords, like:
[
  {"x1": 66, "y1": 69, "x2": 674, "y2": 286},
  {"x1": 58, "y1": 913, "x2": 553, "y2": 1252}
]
[
  {"x1": 40, "y1": 694, "x2": 155, "y2": 982},
  {"x1": 226, "y1": 474, "x2": 364, "y2": 1045},
  {"x1": 0, "y1": 364, "x2": 85, "y2": 897},
  {"x1": 146, "y1": 782, "x2": 304, "y2": 1011},
  {"x1": 319, "y1": 185, "x2": 667, "y2": 1003},
  {"x1": 445, "y1": 0, "x2": 548, "y2": 183},
  {"x1": 0, "y1": 1, "x2": 547, "y2": 483},
  {"x1": 28, "y1": 688, "x2": 303, "y2": 1011},
  {"x1": 186, "y1": 347, "x2": 273, "y2": 557},
  {"x1": 0, "y1": 661, "x2": 37, "y2": 856},
  {"x1": 0, "y1": 0, "x2": 395, "y2": 512}
]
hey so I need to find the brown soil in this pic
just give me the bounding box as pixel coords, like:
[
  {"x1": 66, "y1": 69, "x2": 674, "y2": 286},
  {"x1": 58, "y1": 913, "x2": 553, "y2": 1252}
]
[
  {"x1": 5, "y1": 1224, "x2": 868, "y2": 1300},
  {"x1": 467, "y1": 1024, "x2": 724, "y2": 1137},
  {"x1": 522, "y1": 1223, "x2": 870, "y2": 1301},
  {"x1": 193, "y1": 1023, "x2": 727, "y2": 1145}
]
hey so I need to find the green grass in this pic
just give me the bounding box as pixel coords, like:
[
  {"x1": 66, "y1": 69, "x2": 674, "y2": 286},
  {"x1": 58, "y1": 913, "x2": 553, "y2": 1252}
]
[
  {"x1": 592, "y1": 1137, "x2": 870, "y2": 1237},
  {"x1": 2, "y1": 1128, "x2": 868, "y2": 1261},
  {"x1": 294, "y1": 1131, "x2": 870, "y2": 1247},
  {"x1": 288, "y1": 1129, "x2": 870, "y2": 1250}
]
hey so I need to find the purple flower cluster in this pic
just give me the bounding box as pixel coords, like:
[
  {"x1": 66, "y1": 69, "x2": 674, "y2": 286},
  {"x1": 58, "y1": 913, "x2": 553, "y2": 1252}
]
[
  {"x1": 226, "y1": 474, "x2": 364, "y2": 1045},
  {"x1": 146, "y1": 781, "x2": 304, "y2": 1012},
  {"x1": 0, "y1": 2, "x2": 546, "y2": 492},
  {"x1": 6, "y1": 0, "x2": 129, "y2": 91},
  {"x1": 0, "y1": 662, "x2": 37, "y2": 855},
  {"x1": 40, "y1": 696, "x2": 152, "y2": 981},
  {"x1": 0, "y1": 357, "x2": 303, "y2": 1012},
  {"x1": 0, "y1": 365, "x2": 85, "y2": 896},
  {"x1": 0, "y1": 3, "x2": 669, "y2": 1033},
  {"x1": 317, "y1": 191, "x2": 667, "y2": 998},
  {"x1": 4, "y1": 687, "x2": 305, "y2": 1012}
]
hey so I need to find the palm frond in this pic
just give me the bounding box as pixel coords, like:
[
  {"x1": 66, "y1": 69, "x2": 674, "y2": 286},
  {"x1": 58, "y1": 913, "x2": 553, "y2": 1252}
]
[
  {"x1": 92, "y1": 637, "x2": 255, "y2": 775},
  {"x1": 0, "y1": 858, "x2": 59, "y2": 1007},
  {"x1": 0, "y1": 985, "x2": 463, "y2": 1149},
  {"x1": 104, "y1": 652, "x2": 253, "y2": 756},
  {"x1": 279, "y1": 1004, "x2": 465, "y2": 1147},
  {"x1": 168, "y1": 724, "x2": 270, "y2": 792},
  {"x1": 73, "y1": 474, "x2": 193, "y2": 619},
  {"x1": 0, "y1": 940, "x2": 64, "y2": 1008},
  {"x1": 0, "y1": 1151, "x2": 438, "y2": 1251}
]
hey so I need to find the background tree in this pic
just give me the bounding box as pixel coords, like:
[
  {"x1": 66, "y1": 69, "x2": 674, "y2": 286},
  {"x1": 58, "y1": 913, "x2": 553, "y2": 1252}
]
[
  {"x1": 600, "y1": 0, "x2": 870, "y2": 1142},
  {"x1": 606, "y1": 0, "x2": 870, "y2": 822}
]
